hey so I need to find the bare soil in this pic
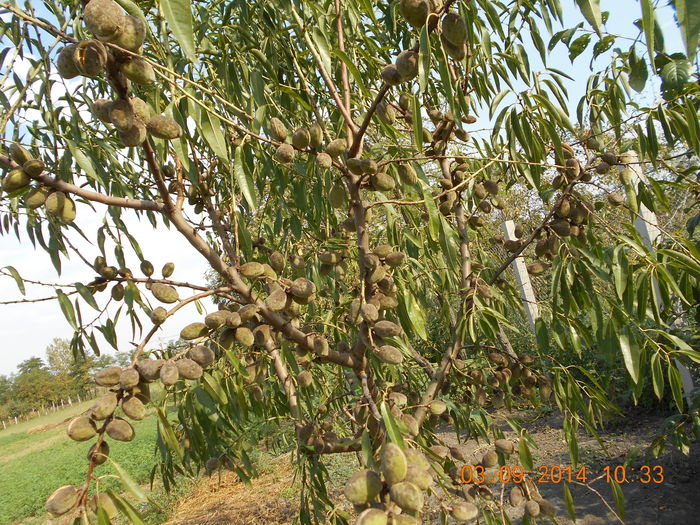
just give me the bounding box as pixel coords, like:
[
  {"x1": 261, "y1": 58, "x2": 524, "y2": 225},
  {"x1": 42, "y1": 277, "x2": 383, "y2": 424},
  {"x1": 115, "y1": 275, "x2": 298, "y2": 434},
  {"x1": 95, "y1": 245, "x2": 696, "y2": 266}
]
[{"x1": 167, "y1": 410, "x2": 699, "y2": 524}]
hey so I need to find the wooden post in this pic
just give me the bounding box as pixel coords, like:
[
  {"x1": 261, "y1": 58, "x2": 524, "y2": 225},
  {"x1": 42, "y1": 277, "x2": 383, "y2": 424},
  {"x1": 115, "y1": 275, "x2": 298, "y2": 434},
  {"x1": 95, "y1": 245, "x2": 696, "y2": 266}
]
[
  {"x1": 502, "y1": 220, "x2": 540, "y2": 331},
  {"x1": 621, "y1": 151, "x2": 695, "y2": 402}
]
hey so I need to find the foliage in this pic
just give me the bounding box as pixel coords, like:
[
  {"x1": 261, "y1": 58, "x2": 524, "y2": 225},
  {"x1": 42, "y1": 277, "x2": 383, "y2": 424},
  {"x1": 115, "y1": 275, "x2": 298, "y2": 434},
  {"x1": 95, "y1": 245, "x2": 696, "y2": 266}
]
[{"x1": 0, "y1": 0, "x2": 699, "y2": 523}]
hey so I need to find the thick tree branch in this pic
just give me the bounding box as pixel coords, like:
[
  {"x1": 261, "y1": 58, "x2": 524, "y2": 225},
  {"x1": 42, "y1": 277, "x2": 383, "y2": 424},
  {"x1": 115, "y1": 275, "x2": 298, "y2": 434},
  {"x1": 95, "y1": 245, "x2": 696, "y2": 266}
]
[
  {"x1": 268, "y1": 343, "x2": 300, "y2": 420},
  {"x1": 141, "y1": 141, "x2": 359, "y2": 370},
  {"x1": 348, "y1": 84, "x2": 390, "y2": 157}
]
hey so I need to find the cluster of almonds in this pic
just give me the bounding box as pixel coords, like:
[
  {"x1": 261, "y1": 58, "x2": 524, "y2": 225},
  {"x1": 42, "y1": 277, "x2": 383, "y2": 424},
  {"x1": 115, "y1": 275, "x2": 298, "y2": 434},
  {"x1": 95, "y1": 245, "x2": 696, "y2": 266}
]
[
  {"x1": 456, "y1": 352, "x2": 552, "y2": 405},
  {"x1": 48, "y1": 367, "x2": 150, "y2": 517},
  {"x1": 46, "y1": 487, "x2": 118, "y2": 521},
  {"x1": 267, "y1": 105, "x2": 479, "y2": 235},
  {"x1": 437, "y1": 159, "x2": 504, "y2": 219},
  {"x1": 344, "y1": 440, "x2": 555, "y2": 525},
  {"x1": 294, "y1": 415, "x2": 342, "y2": 452},
  {"x1": 485, "y1": 141, "x2": 626, "y2": 276},
  {"x1": 381, "y1": 1, "x2": 468, "y2": 87},
  {"x1": 269, "y1": 117, "x2": 326, "y2": 165},
  {"x1": 83, "y1": 255, "x2": 174, "y2": 302},
  {"x1": 428, "y1": 438, "x2": 557, "y2": 521},
  {"x1": 339, "y1": 244, "x2": 407, "y2": 362},
  {"x1": 48, "y1": 336, "x2": 219, "y2": 516},
  {"x1": 383, "y1": 389, "x2": 441, "y2": 439},
  {"x1": 56, "y1": 0, "x2": 181, "y2": 148},
  {"x1": 395, "y1": 97, "x2": 476, "y2": 147},
  {"x1": 380, "y1": 48, "x2": 418, "y2": 86},
  {"x1": 344, "y1": 443, "x2": 447, "y2": 525},
  {"x1": 145, "y1": 250, "x2": 328, "y2": 394},
  {"x1": 266, "y1": 8, "x2": 478, "y2": 226},
  {"x1": 2, "y1": 144, "x2": 77, "y2": 222}
]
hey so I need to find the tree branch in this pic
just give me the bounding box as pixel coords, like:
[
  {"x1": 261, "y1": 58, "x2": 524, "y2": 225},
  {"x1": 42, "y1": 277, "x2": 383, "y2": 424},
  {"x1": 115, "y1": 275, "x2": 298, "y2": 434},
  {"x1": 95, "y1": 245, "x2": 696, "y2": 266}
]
[
  {"x1": 288, "y1": 4, "x2": 358, "y2": 135},
  {"x1": 0, "y1": 154, "x2": 164, "y2": 212},
  {"x1": 335, "y1": 0, "x2": 353, "y2": 140},
  {"x1": 413, "y1": 158, "x2": 472, "y2": 427}
]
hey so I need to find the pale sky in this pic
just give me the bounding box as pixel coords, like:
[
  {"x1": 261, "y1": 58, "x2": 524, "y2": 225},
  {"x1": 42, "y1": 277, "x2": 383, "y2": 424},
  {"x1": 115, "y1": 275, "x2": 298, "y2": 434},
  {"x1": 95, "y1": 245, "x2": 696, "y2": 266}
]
[{"x1": 0, "y1": 1, "x2": 687, "y2": 375}]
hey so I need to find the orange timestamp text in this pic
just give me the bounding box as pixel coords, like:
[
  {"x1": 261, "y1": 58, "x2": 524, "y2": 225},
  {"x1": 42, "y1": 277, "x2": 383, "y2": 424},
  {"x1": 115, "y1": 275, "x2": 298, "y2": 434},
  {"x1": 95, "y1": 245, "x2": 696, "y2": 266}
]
[{"x1": 460, "y1": 465, "x2": 665, "y2": 484}]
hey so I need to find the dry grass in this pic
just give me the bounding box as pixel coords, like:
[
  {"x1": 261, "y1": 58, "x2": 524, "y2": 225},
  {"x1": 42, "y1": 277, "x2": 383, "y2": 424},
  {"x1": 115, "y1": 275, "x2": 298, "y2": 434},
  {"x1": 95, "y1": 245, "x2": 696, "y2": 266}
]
[{"x1": 166, "y1": 456, "x2": 299, "y2": 525}]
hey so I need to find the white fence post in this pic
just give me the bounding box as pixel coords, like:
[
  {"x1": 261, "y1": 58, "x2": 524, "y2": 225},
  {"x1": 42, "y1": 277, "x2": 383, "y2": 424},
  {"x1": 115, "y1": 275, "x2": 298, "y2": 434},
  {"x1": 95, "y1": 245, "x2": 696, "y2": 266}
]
[
  {"x1": 622, "y1": 151, "x2": 694, "y2": 402},
  {"x1": 502, "y1": 220, "x2": 540, "y2": 331}
]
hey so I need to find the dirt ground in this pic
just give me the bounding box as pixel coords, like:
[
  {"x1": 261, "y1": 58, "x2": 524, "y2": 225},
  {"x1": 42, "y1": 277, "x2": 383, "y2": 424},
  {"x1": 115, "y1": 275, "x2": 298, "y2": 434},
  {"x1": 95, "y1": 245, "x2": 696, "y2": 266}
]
[{"x1": 166, "y1": 409, "x2": 699, "y2": 524}]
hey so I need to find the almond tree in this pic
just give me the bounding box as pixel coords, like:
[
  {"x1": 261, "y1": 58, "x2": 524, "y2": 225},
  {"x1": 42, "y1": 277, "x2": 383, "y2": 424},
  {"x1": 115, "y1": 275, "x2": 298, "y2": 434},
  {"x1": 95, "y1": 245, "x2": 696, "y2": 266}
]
[{"x1": 1, "y1": 0, "x2": 698, "y2": 523}]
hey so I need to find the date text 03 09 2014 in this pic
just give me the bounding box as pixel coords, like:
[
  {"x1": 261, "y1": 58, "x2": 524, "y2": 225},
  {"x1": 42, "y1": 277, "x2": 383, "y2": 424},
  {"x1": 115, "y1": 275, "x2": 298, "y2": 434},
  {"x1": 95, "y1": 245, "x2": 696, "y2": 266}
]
[{"x1": 460, "y1": 465, "x2": 665, "y2": 485}]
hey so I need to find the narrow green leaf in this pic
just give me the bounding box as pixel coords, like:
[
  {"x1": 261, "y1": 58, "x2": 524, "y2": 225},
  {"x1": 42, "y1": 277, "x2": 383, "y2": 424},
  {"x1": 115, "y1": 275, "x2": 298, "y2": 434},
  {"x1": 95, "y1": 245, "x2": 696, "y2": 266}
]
[
  {"x1": 563, "y1": 483, "x2": 576, "y2": 521},
  {"x1": 108, "y1": 458, "x2": 148, "y2": 502},
  {"x1": 67, "y1": 142, "x2": 103, "y2": 185},
  {"x1": 619, "y1": 328, "x2": 640, "y2": 383},
  {"x1": 575, "y1": 0, "x2": 602, "y2": 35},
  {"x1": 312, "y1": 28, "x2": 333, "y2": 76},
  {"x1": 650, "y1": 352, "x2": 664, "y2": 399},
  {"x1": 333, "y1": 49, "x2": 369, "y2": 97},
  {"x1": 419, "y1": 180, "x2": 439, "y2": 242},
  {"x1": 418, "y1": 26, "x2": 431, "y2": 95},
  {"x1": 640, "y1": 0, "x2": 655, "y2": 71},
  {"x1": 107, "y1": 491, "x2": 147, "y2": 525},
  {"x1": 412, "y1": 94, "x2": 423, "y2": 151},
  {"x1": 157, "y1": 407, "x2": 184, "y2": 460},
  {"x1": 380, "y1": 402, "x2": 405, "y2": 448},
  {"x1": 610, "y1": 480, "x2": 625, "y2": 520},
  {"x1": 628, "y1": 48, "x2": 648, "y2": 93},
  {"x1": 612, "y1": 245, "x2": 628, "y2": 300},
  {"x1": 661, "y1": 59, "x2": 691, "y2": 89},
  {"x1": 668, "y1": 364, "x2": 685, "y2": 411},
  {"x1": 96, "y1": 506, "x2": 112, "y2": 525},
  {"x1": 535, "y1": 318, "x2": 549, "y2": 352},
  {"x1": 56, "y1": 290, "x2": 78, "y2": 330},
  {"x1": 397, "y1": 289, "x2": 428, "y2": 340},
  {"x1": 3, "y1": 265, "x2": 25, "y2": 295},
  {"x1": 518, "y1": 437, "x2": 533, "y2": 471},
  {"x1": 489, "y1": 90, "x2": 510, "y2": 120},
  {"x1": 199, "y1": 111, "x2": 229, "y2": 161},
  {"x1": 202, "y1": 372, "x2": 228, "y2": 405},
  {"x1": 234, "y1": 146, "x2": 257, "y2": 209},
  {"x1": 75, "y1": 282, "x2": 99, "y2": 310},
  {"x1": 161, "y1": 0, "x2": 197, "y2": 62},
  {"x1": 568, "y1": 33, "x2": 591, "y2": 61}
]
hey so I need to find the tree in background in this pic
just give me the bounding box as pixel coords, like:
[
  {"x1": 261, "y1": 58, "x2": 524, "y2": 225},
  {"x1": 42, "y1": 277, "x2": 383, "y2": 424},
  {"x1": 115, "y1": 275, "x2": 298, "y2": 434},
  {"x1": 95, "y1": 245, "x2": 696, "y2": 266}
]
[
  {"x1": 0, "y1": 0, "x2": 699, "y2": 523},
  {"x1": 0, "y1": 340, "x2": 126, "y2": 418}
]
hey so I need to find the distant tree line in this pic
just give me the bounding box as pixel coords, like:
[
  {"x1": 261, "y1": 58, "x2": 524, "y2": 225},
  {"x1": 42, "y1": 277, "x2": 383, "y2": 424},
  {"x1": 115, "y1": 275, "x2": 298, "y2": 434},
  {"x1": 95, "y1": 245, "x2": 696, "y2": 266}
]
[{"x1": 0, "y1": 339, "x2": 130, "y2": 419}]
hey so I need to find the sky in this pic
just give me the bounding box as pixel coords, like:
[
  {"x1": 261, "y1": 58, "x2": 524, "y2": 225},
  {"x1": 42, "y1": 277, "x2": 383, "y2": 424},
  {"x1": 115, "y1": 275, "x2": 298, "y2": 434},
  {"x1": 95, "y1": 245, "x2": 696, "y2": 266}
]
[{"x1": 0, "y1": 1, "x2": 688, "y2": 375}]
